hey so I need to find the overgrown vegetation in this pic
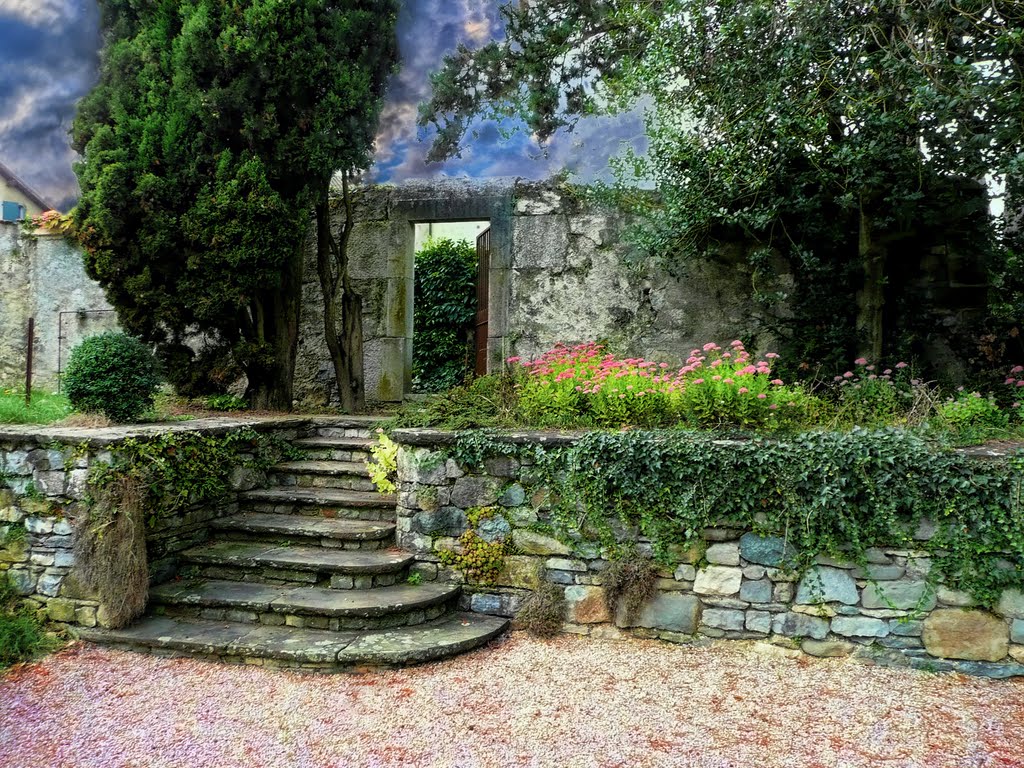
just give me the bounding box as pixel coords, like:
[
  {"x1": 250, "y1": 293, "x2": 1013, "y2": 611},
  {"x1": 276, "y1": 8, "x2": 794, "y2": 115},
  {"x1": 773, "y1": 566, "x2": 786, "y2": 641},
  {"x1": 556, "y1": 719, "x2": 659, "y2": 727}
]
[
  {"x1": 451, "y1": 428, "x2": 1024, "y2": 607},
  {"x1": 366, "y1": 431, "x2": 398, "y2": 495},
  {"x1": 602, "y1": 553, "x2": 658, "y2": 624},
  {"x1": 436, "y1": 508, "x2": 510, "y2": 585},
  {"x1": 0, "y1": 576, "x2": 53, "y2": 669},
  {"x1": 413, "y1": 237, "x2": 477, "y2": 393},
  {"x1": 63, "y1": 332, "x2": 162, "y2": 423},
  {"x1": 515, "y1": 581, "x2": 566, "y2": 637}
]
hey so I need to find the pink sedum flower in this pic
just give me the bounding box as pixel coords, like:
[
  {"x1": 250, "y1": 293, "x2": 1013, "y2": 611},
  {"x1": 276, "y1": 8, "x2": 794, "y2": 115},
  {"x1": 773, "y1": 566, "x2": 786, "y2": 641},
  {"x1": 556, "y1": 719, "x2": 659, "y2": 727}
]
[
  {"x1": 843, "y1": 371, "x2": 854, "y2": 379},
  {"x1": 757, "y1": 393, "x2": 767, "y2": 399},
  {"x1": 738, "y1": 387, "x2": 749, "y2": 394},
  {"x1": 895, "y1": 362, "x2": 909, "y2": 369},
  {"x1": 854, "y1": 357, "x2": 868, "y2": 365}
]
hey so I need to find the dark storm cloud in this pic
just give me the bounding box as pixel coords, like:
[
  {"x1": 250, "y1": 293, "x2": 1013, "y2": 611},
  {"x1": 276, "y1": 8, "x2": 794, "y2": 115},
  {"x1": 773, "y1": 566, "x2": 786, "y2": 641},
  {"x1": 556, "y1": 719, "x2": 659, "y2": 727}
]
[
  {"x1": 0, "y1": 0, "x2": 643, "y2": 210},
  {"x1": 0, "y1": 0, "x2": 100, "y2": 210}
]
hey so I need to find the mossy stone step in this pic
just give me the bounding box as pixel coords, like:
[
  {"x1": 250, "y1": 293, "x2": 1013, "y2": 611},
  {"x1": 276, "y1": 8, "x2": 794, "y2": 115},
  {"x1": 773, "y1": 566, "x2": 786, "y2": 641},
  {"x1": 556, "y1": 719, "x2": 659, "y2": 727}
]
[
  {"x1": 210, "y1": 513, "x2": 393, "y2": 542},
  {"x1": 240, "y1": 487, "x2": 394, "y2": 508},
  {"x1": 182, "y1": 541, "x2": 413, "y2": 575},
  {"x1": 292, "y1": 437, "x2": 375, "y2": 451},
  {"x1": 79, "y1": 612, "x2": 509, "y2": 668},
  {"x1": 150, "y1": 579, "x2": 459, "y2": 618},
  {"x1": 271, "y1": 461, "x2": 368, "y2": 476}
]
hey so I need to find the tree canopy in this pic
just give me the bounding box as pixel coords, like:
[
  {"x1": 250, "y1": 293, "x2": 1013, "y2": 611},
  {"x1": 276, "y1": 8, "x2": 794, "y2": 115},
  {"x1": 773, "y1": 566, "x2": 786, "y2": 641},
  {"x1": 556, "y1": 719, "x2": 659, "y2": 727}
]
[
  {"x1": 422, "y1": 0, "x2": 1024, "y2": 370},
  {"x1": 73, "y1": 0, "x2": 398, "y2": 407}
]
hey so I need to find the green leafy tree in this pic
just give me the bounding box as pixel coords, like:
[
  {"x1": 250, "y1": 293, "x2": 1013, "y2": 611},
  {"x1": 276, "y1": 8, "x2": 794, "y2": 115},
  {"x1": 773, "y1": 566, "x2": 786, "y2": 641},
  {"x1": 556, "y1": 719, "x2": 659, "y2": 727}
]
[
  {"x1": 421, "y1": 0, "x2": 1023, "y2": 369},
  {"x1": 72, "y1": 0, "x2": 398, "y2": 409},
  {"x1": 412, "y1": 238, "x2": 477, "y2": 392}
]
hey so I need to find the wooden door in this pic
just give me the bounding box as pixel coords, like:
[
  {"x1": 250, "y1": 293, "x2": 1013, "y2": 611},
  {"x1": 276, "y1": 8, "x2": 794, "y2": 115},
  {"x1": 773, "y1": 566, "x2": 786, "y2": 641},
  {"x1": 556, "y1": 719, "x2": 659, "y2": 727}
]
[{"x1": 474, "y1": 228, "x2": 490, "y2": 376}]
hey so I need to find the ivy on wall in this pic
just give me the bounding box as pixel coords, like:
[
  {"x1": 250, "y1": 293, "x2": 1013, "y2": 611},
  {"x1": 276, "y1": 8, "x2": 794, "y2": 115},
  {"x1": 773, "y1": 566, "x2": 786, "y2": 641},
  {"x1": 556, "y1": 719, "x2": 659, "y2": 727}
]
[{"x1": 449, "y1": 428, "x2": 1024, "y2": 606}]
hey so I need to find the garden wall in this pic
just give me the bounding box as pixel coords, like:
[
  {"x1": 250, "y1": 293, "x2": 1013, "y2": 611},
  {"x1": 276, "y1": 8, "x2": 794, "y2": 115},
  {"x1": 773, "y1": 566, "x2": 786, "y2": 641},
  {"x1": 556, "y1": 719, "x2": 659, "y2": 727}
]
[
  {"x1": 0, "y1": 221, "x2": 119, "y2": 389},
  {"x1": 0, "y1": 418, "x2": 302, "y2": 628},
  {"x1": 392, "y1": 429, "x2": 1024, "y2": 678}
]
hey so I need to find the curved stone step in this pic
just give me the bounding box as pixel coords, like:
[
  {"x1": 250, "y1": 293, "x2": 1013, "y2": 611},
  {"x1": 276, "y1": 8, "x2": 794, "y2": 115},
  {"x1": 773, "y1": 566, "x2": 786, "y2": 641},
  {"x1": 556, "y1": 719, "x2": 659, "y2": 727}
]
[
  {"x1": 241, "y1": 487, "x2": 394, "y2": 508},
  {"x1": 182, "y1": 541, "x2": 413, "y2": 588},
  {"x1": 79, "y1": 612, "x2": 509, "y2": 670},
  {"x1": 290, "y1": 437, "x2": 375, "y2": 462},
  {"x1": 211, "y1": 513, "x2": 394, "y2": 548},
  {"x1": 150, "y1": 579, "x2": 461, "y2": 630}
]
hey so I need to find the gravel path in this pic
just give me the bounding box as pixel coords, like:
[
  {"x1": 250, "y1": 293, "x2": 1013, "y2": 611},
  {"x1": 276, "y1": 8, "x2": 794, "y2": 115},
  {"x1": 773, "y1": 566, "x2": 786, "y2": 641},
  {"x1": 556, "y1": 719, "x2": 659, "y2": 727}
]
[{"x1": 2, "y1": 634, "x2": 1023, "y2": 768}]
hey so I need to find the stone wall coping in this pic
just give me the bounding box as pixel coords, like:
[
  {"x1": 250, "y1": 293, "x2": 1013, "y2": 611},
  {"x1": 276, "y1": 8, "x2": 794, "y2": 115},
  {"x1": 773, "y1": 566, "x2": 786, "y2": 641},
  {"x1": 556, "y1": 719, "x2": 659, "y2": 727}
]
[
  {"x1": 0, "y1": 414, "x2": 385, "y2": 448},
  {"x1": 391, "y1": 427, "x2": 1024, "y2": 459}
]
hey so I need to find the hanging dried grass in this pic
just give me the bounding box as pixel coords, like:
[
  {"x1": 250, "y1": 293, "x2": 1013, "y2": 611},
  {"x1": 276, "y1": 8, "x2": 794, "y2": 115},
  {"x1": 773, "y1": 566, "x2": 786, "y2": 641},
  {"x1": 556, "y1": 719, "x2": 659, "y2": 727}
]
[
  {"x1": 515, "y1": 582, "x2": 566, "y2": 637},
  {"x1": 73, "y1": 473, "x2": 148, "y2": 629},
  {"x1": 602, "y1": 554, "x2": 658, "y2": 623}
]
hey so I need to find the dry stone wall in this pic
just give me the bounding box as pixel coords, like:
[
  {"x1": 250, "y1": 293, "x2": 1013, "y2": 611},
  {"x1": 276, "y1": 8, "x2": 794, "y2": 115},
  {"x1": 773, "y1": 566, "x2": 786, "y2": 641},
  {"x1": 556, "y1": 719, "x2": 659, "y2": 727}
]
[
  {"x1": 0, "y1": 419, "x2": 297, "y2": 628},
  {"x1": 393, "y1": 430, "x2": 1024, "y2": 678}
]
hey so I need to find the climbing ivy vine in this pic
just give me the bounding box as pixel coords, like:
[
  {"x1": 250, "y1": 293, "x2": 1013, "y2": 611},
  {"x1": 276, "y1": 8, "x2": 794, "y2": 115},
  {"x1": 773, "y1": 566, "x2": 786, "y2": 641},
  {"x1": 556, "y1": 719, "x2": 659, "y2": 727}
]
[{"x1": 449, "y1": 428, "x2": 1024, "y2": 606}]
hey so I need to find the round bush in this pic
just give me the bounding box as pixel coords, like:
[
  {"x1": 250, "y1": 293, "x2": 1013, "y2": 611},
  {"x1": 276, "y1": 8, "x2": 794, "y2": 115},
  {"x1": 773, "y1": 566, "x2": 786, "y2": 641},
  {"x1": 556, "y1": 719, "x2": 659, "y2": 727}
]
[{"x1": 64, "y1": 332, "x2": 162, "y2": 422}]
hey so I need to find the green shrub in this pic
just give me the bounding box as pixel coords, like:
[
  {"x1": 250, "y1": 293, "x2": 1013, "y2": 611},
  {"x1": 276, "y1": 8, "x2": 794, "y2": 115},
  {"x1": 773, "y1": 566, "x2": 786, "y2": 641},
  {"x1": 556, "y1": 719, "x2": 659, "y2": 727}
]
[
  {"x1": 935, "y1": 390, "x2": 1009, "y2": 438},
  {"x1": 413, "y1": 238, "x2": 477, "y2": 393},
  {"x1": 203, "y1": 393, "x2": 247, "y2": 412},
  {"x1": 0, "y1": 576, "x2": 50, "y2": 669},
  {"x1": 63, "y1": 332, "x2": 162, "y2": 422}
]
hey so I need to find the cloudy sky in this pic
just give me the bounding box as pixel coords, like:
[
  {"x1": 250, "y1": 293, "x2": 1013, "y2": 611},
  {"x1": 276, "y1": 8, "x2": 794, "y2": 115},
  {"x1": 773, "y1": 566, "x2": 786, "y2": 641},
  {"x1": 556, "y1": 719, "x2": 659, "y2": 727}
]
[{"x1": 0, "y1": 0, "x2": 645, "y2": 211}]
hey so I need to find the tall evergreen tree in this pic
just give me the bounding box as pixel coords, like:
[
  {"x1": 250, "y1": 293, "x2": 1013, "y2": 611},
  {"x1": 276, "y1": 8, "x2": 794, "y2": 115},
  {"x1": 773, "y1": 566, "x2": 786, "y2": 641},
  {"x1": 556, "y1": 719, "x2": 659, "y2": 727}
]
[{"x1": 73, "y1": 0, "x2": 398, "y2": 408}]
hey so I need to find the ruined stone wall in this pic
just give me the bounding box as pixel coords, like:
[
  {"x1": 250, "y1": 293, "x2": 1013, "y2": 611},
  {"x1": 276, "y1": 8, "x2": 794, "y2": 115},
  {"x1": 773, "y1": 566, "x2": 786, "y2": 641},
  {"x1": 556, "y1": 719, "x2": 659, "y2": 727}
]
[
  {"x1": 295, "y1": 179, "x2": 779, "y2": 407},
  {"x1": 0, "y1": 222, "x2": 117, "y2": 389},
  {"x1": 393, "y1": 430, "x2": 1024, "y2": 678}
]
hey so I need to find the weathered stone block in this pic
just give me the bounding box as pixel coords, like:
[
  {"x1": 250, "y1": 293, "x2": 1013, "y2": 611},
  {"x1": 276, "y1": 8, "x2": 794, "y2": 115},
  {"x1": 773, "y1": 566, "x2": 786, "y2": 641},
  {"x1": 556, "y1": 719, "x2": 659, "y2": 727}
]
[
  {"x1": 564, "y1": 585, "x2": 609, "y2": 624},
  {"x1": 996, "y1": 589, "x2": 1024, "y2": 619},
  {"x1": 745, "y1": 611, "x2": 772, "y2": 633},
  {"x1": 674, "y1": 564, "x2": 696, "y2": 581},
  {"x1": 620, "y1": 593, "x2": 700, "y2": 633},
  {"x1": 693, "y1": 566, "x2": 742, "y2": 596},
  {"x1": 497, "y1": 556, "x2": 543, "y2": 590},
  {"x1": 771, "y1": 612, "x2": 829, "y2": 640},
  {"x1": 702, "y1": 608, "x2": 745, "y2": 631},
  {"x1": 74, "y1": 605, "x2": 97, "y2": 627},
  {"x1": 477, "y1": 515, "x2": 511, "y2": 543},
  {"x1": 795, "y1": 566, "x2": 858, "y2": 606},
  {"x1": 861, "y1": 581, "x2": 936, "y2": 611},
  {"x1": 802, "y1": 639, "x2": 855, "y2": 658},
  {"x1": 483, "y1": 457, "x2": 519, "y2": 478},
  {"x1": 410, "y1": 507, "x2": 467, "y2": 537},
  {"x1": 36, "y1": 571, "x2": 62, "y2": 597},
  {"x1": 831, "y1": 615, "x2": 889, "y2": 638},
  {"x1": 937, "y1": 587, "x2": 975, "y2": 607},
  {"x1": 890, "y1": 620, "x2": 924, "y2": 637},
  {"x1": 706, "y1": 543, "x2": 740, "y2": 566},
  {"x1": 739, "y1": 533, "x2": 795, "y2": 567},
  {"x1": 739, "y1": 578, "x2": 772, "y2": 604},
  {"x1": 499, "y1": 484, "x2": 526, "y2": 507},
  {"x1": 24, "y1": 517, "x2": 53, "y2": 535},
  {"x1": 397, "y1": 448, "x2": 448, "y2": 485},
  {"x1": 546, "y1": 558, "x2": 587, "y2": 572},
  {"x1": 850, "y1": 564, "x2": 905, "y2": 581},
  {"x1": 1012, "y1": 619, "x2": 1024, "y2": 645},
  {"x1": 923, "y1": 609, "x2": 1010, "y2": 662},
  {"x1": 451, "y1": 476, "x2": 501, "y2": 508},
  {"x1": 8, "y1": 569, "x2": 35, "y2": 595},
  {"x1": 511, "y1": 530, "x2": 570, "y2": 556}
]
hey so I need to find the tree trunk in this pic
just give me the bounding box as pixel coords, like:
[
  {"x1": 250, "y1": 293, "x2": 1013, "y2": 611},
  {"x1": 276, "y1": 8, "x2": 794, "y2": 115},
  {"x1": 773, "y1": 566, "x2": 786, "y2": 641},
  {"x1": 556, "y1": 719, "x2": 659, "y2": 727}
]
[
  {"x1": 855, "y1": 195, "x2": 887, "y2": 363},
  {"x1": 315, "y1": 171, "x2": 366, "y2": 413},
  {"x1": 246, "y1": 245, "x2": 304, "y2": 410}
]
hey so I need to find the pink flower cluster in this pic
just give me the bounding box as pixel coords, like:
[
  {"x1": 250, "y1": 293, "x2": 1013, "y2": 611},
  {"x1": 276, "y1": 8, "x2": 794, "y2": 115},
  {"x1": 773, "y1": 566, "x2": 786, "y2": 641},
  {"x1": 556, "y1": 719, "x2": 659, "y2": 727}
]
[{"x1": 509, "y1": 340, "x2": 784, "y2": 400}]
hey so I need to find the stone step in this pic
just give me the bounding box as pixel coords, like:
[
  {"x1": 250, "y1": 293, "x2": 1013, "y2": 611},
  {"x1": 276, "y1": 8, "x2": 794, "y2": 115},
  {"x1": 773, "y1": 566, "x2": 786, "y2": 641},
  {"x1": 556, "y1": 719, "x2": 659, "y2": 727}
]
[
  {"x1": 292, "y1": 437, "x2": 376, "y2": 462},
  {"x1": 210, "y1": 513, "x2": 394, "y2": 550},
  {"x1": 239, "y1": 487, "x2": 396, "y2": 521},
  {"x1": 79, "y1": 612, "x2": 509, "y2": 670},
  {"x1": 269, "y1": 461, "x2": 376, "y2": 492},
  {"x1": 150, "y1": 579, "x2": 460, "y2": 630},
  {"x1": 182, "y1": 541, "x2": 413, "y2": 588}
]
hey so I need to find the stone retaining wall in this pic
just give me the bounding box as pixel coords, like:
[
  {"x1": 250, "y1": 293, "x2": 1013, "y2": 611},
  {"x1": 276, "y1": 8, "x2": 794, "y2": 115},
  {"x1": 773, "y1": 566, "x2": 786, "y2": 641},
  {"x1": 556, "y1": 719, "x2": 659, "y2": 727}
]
[
  {"x1": 0, "y1": 418, "x2": 304, "y2": 628},
  {"x1": 392, "y1": 429, "x2": 1024, "y2": 678}
]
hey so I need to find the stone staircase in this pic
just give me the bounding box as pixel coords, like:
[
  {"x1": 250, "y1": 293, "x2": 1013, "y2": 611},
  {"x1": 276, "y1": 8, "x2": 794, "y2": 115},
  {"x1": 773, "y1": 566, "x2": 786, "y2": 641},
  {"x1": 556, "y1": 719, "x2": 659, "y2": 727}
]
[{"x1": 80, "y1": 421, "x2": 508, "y2": 671}]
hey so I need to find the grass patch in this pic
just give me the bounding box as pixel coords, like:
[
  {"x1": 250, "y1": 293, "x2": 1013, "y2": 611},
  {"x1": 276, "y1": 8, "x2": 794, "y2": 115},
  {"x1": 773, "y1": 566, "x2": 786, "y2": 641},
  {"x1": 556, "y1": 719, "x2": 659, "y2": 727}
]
[{"x1": 0, "y1": 390, "x2": 72, "y2": 425}]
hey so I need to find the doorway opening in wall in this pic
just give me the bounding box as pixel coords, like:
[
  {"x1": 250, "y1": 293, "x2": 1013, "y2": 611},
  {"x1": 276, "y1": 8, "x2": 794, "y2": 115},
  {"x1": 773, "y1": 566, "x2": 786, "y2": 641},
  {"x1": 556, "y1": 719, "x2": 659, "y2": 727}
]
[{"x1": 411, "y1": 220, "x2": 489, "y2": 394}]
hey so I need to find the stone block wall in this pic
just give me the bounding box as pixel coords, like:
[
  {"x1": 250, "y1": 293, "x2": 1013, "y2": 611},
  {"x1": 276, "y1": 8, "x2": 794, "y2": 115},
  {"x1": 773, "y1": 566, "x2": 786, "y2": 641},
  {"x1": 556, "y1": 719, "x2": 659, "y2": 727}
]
[
  {"x1": 0, "y1": 419, "x2": 298, "y2": 628},
  {"x1": 393, "y1": 430, "x2": 1024, "y2": 678},
  {"x1": 0, "y1": 222, "x2": 118, "y2": 389}
]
